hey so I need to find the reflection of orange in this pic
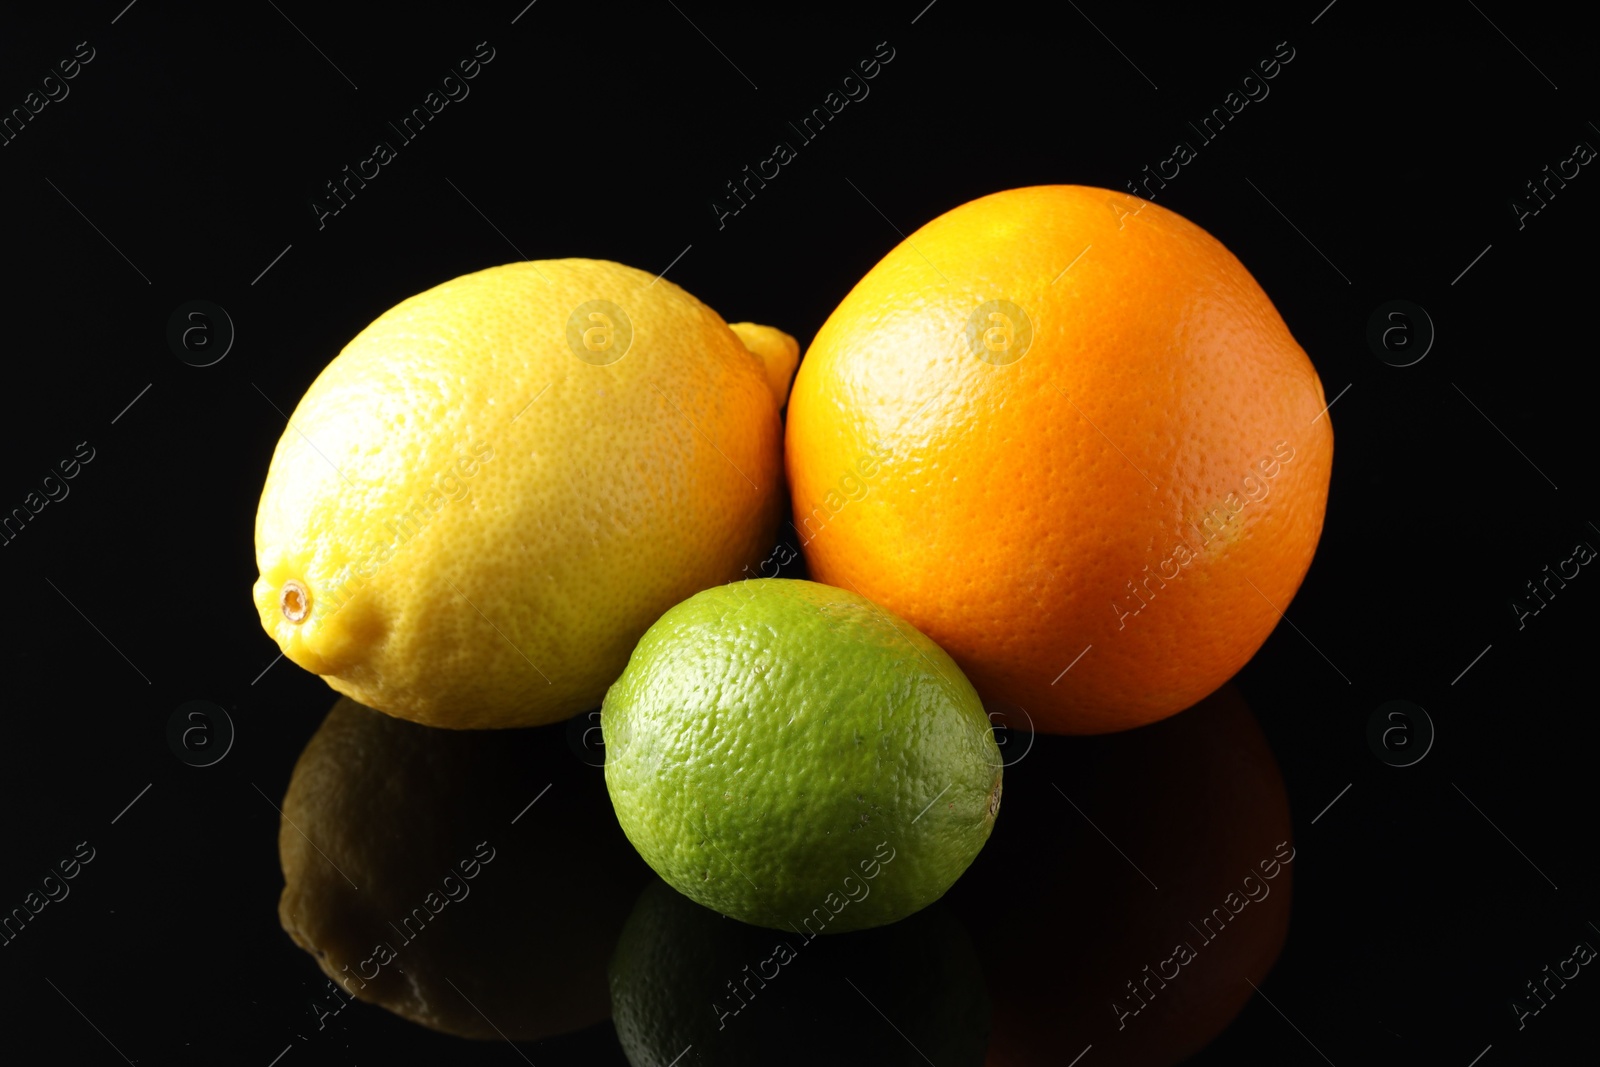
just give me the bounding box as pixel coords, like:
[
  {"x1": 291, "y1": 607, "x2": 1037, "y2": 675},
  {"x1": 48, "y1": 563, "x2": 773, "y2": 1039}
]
[
  {"x1": 785, "y1": 186, "x2": 1333, "y2": 734},
  {"x1": 946, "y1": 684, "x2": 1292, "y2": 1067}
]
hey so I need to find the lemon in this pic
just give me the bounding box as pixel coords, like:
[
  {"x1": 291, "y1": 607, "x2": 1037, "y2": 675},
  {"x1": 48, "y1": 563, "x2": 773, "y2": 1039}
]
[
  {"x1": 727, "y1": 321, "x2": 799, "y2": 408},
  {"x1": 602, "y1": 578, "x2": 1002, "y2": 933},
  {"x1": 252, "y1": 260, "x2": 791, "y2": 728}
]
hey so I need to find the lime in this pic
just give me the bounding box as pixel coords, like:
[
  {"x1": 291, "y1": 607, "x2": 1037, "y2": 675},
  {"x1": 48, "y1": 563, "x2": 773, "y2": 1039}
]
[{"x1": 602, "y1": 578, "x2": 1002, "y2": 933}]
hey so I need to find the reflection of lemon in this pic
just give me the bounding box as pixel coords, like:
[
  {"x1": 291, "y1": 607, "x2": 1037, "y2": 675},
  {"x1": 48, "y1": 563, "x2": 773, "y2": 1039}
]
[
  {"x1": 603, "y1": 578, "x2": 1002, "y2": 933},
  {"x1": 277, "y1": 696, "x2": 651, "y2": 1040},
  {"x1": 252, "y1": 260, "x2": 792, "y2": 728}
]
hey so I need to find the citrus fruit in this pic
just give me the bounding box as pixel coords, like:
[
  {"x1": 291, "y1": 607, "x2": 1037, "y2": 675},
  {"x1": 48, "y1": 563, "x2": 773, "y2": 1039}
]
[
  {"x1": 276, "y1": 695, "x2": 650, "y2": 1040},
  {"x1": 602, "y1": 577, "x2": 1002, "y2": 933},
  {"x1": 252, "y1": 259, "x2": 791, "y2": 729},
  {"x1": 728, "y1": 321, "x2": 800, "y2": 408},
  {"x1": 785, "y1": 185, "x2": 1333, "y2": 735},
  {"x1": 609, "y1": 879, "x2": 990, "y2": 1067}
]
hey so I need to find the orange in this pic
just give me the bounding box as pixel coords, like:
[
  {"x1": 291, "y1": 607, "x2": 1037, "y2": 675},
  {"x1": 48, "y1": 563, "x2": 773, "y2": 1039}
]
[{"x1": 785, "y1": 186, "x2": 1332, "y2": 734}]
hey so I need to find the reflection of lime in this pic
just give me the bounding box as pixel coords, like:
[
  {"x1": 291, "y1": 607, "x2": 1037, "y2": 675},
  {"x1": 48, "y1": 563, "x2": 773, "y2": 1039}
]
[
  {"x1": 609, "y1": 878, "x2": 990, "y2": 1067},
  {"x1": 602, "y1": 578, "x2": 1002, "y2": 933}
]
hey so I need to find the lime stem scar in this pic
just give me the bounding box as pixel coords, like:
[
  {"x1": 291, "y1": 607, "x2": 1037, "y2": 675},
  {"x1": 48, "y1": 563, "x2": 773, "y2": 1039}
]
[{"x1": 281, "y1": 579, "x2": 311, "y2": 623}]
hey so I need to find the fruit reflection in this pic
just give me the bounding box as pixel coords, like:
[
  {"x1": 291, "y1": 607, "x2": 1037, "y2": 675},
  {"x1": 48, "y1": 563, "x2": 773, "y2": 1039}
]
[
  {"x1": 609, "y1": 878, "x2": 990, "y2": 1066},
  {"x1": 276, "y1": 696, "x2": 651, "y2": 1040},
  {"x1": 945, "y1": 683, "x2": 1293, "y2": 1066}
]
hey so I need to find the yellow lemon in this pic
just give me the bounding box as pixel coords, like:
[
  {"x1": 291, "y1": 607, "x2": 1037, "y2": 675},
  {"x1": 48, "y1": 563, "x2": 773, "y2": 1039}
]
[
  {"x1": 253, "y1": 260, "x2": 790, "y2": 728},
  {"x1": 727, "y1": 321, "x2": 799, "y2": 408}
]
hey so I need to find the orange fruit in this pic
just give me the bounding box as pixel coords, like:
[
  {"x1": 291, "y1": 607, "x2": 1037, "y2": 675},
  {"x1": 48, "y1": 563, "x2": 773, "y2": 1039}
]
[{"x1": 785, "y1": 186, "x2": 1332, "y2": 734}]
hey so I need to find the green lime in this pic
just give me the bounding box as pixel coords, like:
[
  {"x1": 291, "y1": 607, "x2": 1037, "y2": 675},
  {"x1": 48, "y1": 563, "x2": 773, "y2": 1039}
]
[{"x1": 602, "y1": 578, "x2": 1002, "y2": 933}]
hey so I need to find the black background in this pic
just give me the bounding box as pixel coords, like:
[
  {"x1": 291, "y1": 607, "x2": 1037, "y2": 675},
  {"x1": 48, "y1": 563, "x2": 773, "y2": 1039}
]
[{"x1": 2, "y1": 1, "x2": 1596, "y2": 1064}]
